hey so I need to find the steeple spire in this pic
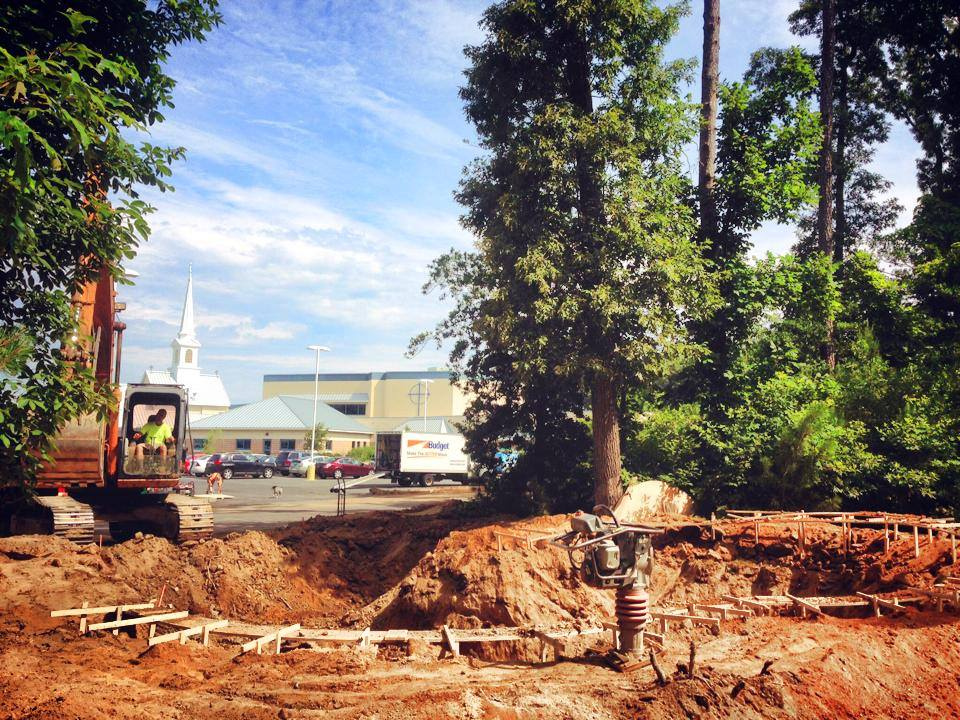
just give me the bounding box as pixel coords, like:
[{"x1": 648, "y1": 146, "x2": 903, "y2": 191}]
[
  {"x1": 171, "y1": 265, "x2": 200, "y2": 376},
  {"x1": 176, "y1": 263, "x2": 198, "y2": 343}
]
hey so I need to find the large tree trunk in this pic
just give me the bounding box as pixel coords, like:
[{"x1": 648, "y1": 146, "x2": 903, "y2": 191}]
[
  {"x1": 817, "y1": 0, "x2": 837, "y2": 370},
  {"x1": 591, "y1": 373, "x2": 622, "y2": 508},
  {"x1": 698, "y1": 0, "x2": 720, "y2": 251},
  {"x1": 563, "y1": 22, "x2": 623, "y2": 508},
  {"x1": 833, "y1": 48, "x2": 849, "y2": 265}
]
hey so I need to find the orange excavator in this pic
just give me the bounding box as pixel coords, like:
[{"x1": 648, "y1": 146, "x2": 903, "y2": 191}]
[{"x1": 4, "y1": 264, "x2": 214, "y2": 544}]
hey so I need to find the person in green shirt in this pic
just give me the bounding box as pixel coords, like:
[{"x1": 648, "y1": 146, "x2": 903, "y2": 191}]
[{"x1": 132, "y1": 408, "x2": 174, "y2": 470}]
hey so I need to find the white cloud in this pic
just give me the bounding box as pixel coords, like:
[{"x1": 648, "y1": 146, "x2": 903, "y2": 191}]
[{"x1": 146, "y1": 121, "x2": 291, "y2": 179}]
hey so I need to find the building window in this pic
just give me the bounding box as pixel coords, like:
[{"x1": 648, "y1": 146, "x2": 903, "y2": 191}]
[
  {"x1": 193, "y1": 438, "x2": 205, "y2": 451},
  {"x1": 324, "y1": 440, "x2": 333, "y2": 451},
  {"x1": 280, "y1": 439, "x2": 296, "y2": 450},
  {"x1": 236, "y1": 439, "x2": 251, "y2": 450},
  {"x1": 184, "y1": 349, "x2": 193, "y2": 364},
  {"x1": 262, "y1": 439, "x2": 272, "y2": 455},
  {"x1": 330, "y1": 403, "x2": 366, "y2": 416}
]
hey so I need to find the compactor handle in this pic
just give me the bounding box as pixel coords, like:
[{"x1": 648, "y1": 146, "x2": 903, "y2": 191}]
[{"x1": 592, "y1": 504, "x2": 620, "y2": 528}]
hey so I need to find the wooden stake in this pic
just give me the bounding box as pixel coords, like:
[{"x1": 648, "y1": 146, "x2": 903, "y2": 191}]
[
  {"x1": 799, "y1": 511, "x2": 806, "y2": 557},
  {"x1": 883, "y1": 517, "x2": 889, "y2": 554},
  {"x1": 688, "y1": 641, "x2": 696, "y2": 678},
  {"x1": 710, "y1": 512, "x2": 716, "y2": 541},
  {"x1": 441, "y1": 625, "x2": 460, "y2": 658},
  {"x1": 952, "y1": 533, "x2": 957, "y2": 564},
  {"x1": 78, "y1": 601, "x2": 89, "y2": 634},
  {"x1": 754, "y1": 520, "x2": 760, "y2": 545},
  {"x1": 113, "y1": 606, "x2": 122, "y2": 636},
  {"x1": 914, "y1": 526, "x2": 920, "y2": 558},
  {"x1": 650, "y1": 649, "x2": 666, "y2": 685},
  {"x1": 894, "y1": 522, "x2": 899, "y2": 539}
]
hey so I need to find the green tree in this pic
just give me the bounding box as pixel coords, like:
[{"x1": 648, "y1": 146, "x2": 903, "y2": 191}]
[
  {"x1": 201, "y1": 430, "x2": 222, "y2": 455},
  {"x1": 0, "y1": 2, "x2": 220, "y2": 489},
  {"x1": 682, "y1": 47, "x2": 822, "y2": 410},
  {"x1": 789, "y1": 1, "x2": 903, "y2": 264},
  {"x1": 303, "y1": 423, "x2": 328, "y2": 454},
  {"x1": 416, "y1": 0, "x2": 715, "y2": 508},
  {"x1": 347, "y1": 445, "x2": 375, "y2": 463}
]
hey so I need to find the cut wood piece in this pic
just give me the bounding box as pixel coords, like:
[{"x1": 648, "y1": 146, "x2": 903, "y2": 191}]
[
  {"x1": 239, "y1": 624, "x2": 300, "y2": 655},
  {"x1": 721, "y1": 595, "x2": 768, "y2": 615},
  {"x1": 358, "y1": 627, "x2": 371, "y2": 649},
  {"x1": 78, "y1": 601, "x2": 89, "y2": 634},
  {"x1": 441, "y1": 625, "x2": 459, "y2": 658},
  {"x1": 854, "y1": 592, "x2": 902, "y2": 617},
  {"x1": 87, "y1": 610, "x2": 188, "y2": 632},
  {"x1": 148, "y1": 620, "x2": 229, "y2": 647},
  {"x1": 641, "y1": 631, "x2": 664, "y2": 649},
  {"x1": 649, "y1": 610, "x2": 721, "y2": 630},
  {"x1": 785, "y1": 593, "x2": 823, "y2": 618},
  {"x1": 51, "y1": 600, "x2": 157, "y2": 618},
  {"x1": 693, "y1": 603, "x2": 753, "y2": 619}
]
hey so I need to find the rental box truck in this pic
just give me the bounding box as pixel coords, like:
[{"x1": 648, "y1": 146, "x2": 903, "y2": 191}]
[{"x1": 375, "y1": 431, "x2": 471, "y2": 486}]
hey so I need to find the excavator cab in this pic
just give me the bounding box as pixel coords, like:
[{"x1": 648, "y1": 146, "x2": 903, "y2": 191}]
[{"x1": 120, "y1": 384, "x2": 188, "y2": 479}]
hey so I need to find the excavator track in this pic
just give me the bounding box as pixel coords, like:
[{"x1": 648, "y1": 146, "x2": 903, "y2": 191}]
[
  {"x1": 9, "y1": 496, "x2": 96, "y2": 544},
  {"x1": 162, "y1": 494, "x2": 214, "y2": 543}
]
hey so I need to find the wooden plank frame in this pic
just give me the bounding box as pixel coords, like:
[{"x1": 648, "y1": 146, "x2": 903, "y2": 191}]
[
  {"x1": 239, "y1": 623, "x2": 301, "y2": 655},
  {"x1": 87, "y1": 610, "x2": 188, "y2": 632},
  {"x1": 785, "y1": 593, "x2": 823, "y2": 619},
  {"x1": 148, "y1": 620, "x2": 230, "y2": 647},
  {"x1": 52, "y1": 600, "x2": 159, "y2": 634}
]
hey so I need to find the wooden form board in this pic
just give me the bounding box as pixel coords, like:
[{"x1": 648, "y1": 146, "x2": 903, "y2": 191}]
[
  {"x1": 649, "y1": 610, "x2": 720, "y2": 635},
  {"x1": 239, "y1": 624, "x2": 301, "y2": 655},
  {"x1": 148, "y1": 620, "x2": 230, "y2": 647},
  {"x1": 87, "y1": 610, "x2": 188, "y2": 632},
  {"x1": 785, "y1": 593, "x2": 823, "y2": 618},
  {"x1": 855, "y1": 592, "x2": 905, "y2": 617},
  {"x1": 51, "y1": 600, "x2": 158, "y2": 634}
]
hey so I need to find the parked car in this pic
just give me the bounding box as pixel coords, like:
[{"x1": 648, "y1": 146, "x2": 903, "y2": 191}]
[
  {"x1": 289, "y1": 454, "x2": 335, "y2": 477},
  {"x1": 317, "y1": 457, "x2": 373, "y2": 480},
  {"x1": 189, "y1": 454, "x2": 212, "y2": 476},
  {"x1": 276, "y1": 450, "x2": 307, "y2": 476},
  {"x1": 183, "y1": 453, "x2": 206, "y2": 474},
  {"x1": 204, "y1": 453, "x2": 275, "y2": 480},
  {"x1": 252, "y1": 454, "x2": 277, "y2": 469}
]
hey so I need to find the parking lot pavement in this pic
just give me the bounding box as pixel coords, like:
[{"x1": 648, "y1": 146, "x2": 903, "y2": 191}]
[{"x1": 181, "y1": 473, "x2": 474, "y2": 535}]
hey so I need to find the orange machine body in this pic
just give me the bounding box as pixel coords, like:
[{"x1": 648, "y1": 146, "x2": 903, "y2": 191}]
[{"x1": 34, "y1": 266, "x2": 181, "y2": 492}]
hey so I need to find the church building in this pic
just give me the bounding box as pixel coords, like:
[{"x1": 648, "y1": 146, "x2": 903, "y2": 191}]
[{"x1": 141, "y1": 267, "x2": 231, "y2": 421}]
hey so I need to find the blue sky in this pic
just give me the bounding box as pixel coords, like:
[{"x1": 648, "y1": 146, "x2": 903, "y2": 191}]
[{"x1": 120, "y1": 0, "x2": 921, "y2": 404}]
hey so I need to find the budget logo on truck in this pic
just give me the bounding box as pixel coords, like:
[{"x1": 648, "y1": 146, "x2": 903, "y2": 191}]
[{"x1": 406, "y1": 439, "x2": 450, "y2": 457}]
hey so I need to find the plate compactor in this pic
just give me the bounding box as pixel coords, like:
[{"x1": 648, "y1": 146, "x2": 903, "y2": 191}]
[{"x1": 551, "y1": 505, "x2": 661, "y2": 667}]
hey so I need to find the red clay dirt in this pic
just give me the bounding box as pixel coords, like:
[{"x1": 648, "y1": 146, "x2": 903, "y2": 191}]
[{"x1": 1, "y1": 500, "x2": 958, "y2": 719}]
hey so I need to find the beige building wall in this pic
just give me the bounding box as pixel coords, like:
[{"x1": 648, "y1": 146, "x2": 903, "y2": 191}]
[
  {"x1": 261, "y1": 372, "x2": 471, "y2": 420},
  {"x1": 190, "y1": 428, "x2": 372, "y2": 456}
]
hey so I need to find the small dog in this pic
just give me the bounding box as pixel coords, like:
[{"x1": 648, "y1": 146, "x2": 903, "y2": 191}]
[{"x1": 271, "y1": 485, "x2": 283, "y2": 500}]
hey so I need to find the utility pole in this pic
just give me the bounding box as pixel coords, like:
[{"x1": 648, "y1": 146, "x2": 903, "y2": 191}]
[{"x1": 306, "y1": 344, "x2": 330, "y2": 480}]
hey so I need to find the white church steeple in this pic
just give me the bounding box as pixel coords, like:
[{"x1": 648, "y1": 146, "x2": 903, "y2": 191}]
[
  {"x1": 171, "y1": 265, "x2": 201, "y2": 378},
  {"x1": 144, "y1": 264, "x2": 231, "y2": 421}
]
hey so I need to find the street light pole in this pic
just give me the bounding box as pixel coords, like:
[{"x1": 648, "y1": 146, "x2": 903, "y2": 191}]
[
  {"x1": 419, "y1": 379, "x2": 434, "y2": 432},
  {"x1": 306, "y1": 344, "x2": 330, "y2": 481}
]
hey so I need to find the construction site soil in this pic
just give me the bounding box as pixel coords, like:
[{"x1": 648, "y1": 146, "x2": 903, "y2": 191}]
[{"x1": 1, "y1": 500, "x2": 958, "y2": 719}]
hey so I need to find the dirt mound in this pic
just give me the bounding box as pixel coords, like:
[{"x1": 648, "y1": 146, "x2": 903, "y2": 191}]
[{"x1": 374, "y1": 523, "x2": 611, "y2": 630}]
